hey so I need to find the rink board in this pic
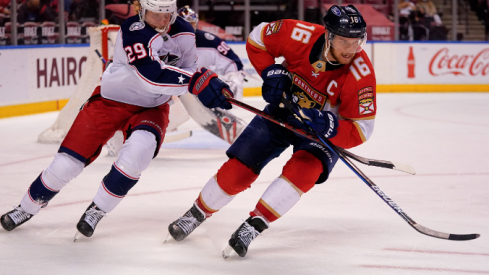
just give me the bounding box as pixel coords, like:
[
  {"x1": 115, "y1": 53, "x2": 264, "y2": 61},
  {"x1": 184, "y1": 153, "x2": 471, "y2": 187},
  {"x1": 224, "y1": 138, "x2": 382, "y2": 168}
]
[{"x1": 0, "y1": 41, "x2": 488, "y2": 118}]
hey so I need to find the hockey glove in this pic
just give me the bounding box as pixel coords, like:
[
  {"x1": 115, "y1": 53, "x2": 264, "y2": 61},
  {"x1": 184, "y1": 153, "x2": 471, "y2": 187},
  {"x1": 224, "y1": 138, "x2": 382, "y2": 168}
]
[
  {"x1": 261, "y1": 64, "x2": 292, "y2": 107},
  {"x1": 189, "y1": 67, "x2": 234, "y2": 110},
  {"x1": 287, "y1": 108, "x2": 339, "y2": 138}
]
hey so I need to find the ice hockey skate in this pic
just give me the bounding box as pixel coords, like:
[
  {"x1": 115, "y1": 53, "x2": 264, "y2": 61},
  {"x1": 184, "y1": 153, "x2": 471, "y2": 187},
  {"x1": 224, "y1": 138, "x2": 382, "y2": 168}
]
[
  {"x1": 222, "y1": 216, "x2": 268, "y2": 259},
  {"x1": 74, "y1": 202, "x2": 106, "y2": 241},
  {"x1": 166, "y1": 203, "x2": 206, "y2": 242},
  {"x1": 1, "y1": 205, "x2": 33, "y2": 231}
]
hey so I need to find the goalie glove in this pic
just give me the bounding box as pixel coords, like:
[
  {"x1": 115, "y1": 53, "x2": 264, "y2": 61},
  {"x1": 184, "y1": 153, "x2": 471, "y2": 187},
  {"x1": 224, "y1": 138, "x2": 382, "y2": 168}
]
[
  {"x1": 287, "y1": 108, "x2": 339, "y2": 138},
  {"x1": 189, "y1": 67, "x2": 234, "y2": 110},
  {"x1": 222, "y1": 71, "x2": 245, "y2": 101}
]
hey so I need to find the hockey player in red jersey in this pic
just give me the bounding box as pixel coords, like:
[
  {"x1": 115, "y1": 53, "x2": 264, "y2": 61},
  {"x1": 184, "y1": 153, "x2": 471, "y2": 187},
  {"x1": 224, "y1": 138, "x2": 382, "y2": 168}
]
[
  {"x1": 167, "y1": 5, "x2": 376, "y2": 257},
  {"x1": 0, "y1": 0, "x2": 233, "y2": 240}
]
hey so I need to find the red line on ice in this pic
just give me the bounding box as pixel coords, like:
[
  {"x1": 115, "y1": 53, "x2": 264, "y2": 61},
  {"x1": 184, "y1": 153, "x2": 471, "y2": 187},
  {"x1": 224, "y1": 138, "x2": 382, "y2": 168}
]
[
  {"x1": 384, "y1": 247, "x2": 489, "y2": 257},
  {"x1": 361, "y1": 264, "x2": 489, "y2": 274}
]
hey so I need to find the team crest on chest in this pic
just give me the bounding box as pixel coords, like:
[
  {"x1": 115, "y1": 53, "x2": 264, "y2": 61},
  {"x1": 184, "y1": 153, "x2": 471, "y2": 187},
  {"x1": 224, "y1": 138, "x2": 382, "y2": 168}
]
[
  {"x1": 290, "y1": 74, "x2": 326, "y2": 109},
  {"x1": 129, "y1": 22, "x2": 145, "y2": 31},
  {"x1": 160, "y1": 52, "x2": 180, "y2": 66},
  {"x1": 264, "y1": 20, "x2": 284, "y2": 36},
  {"x1": 358, "y1": 86, "x2": 375, "y2": 115}
]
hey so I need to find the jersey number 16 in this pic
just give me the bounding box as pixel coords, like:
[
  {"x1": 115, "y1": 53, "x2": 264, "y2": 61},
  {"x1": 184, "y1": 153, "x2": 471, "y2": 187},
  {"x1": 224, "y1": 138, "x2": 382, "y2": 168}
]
[{"x1": 291, "y1": 23, "x2": 315, "y2": 44}]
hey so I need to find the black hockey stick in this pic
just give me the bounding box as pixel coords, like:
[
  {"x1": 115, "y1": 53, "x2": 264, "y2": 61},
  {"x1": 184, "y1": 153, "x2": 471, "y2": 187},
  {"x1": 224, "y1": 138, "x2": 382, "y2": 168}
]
[
  {"x1": 275, "y1": 98, "x2": 479, "y2": 241},
  {"x1": 227, "y1": 98, "x2": 415, "y2": 175}
]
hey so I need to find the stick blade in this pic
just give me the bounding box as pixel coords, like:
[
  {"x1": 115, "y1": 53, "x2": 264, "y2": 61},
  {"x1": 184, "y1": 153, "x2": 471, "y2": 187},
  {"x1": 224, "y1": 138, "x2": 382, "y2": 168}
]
[
  {"x1": 448, "y1": 233, "x2": 480, "y2": 241},
  {"x1": 163, "y1": 130, "x2": 192, "y2": 143},
  {"x1": 412, "y1": 224, "x2": 480, "y2": 241},
  {"x1": 391, "y1": 161, "x2": 416, "y2": 175}
]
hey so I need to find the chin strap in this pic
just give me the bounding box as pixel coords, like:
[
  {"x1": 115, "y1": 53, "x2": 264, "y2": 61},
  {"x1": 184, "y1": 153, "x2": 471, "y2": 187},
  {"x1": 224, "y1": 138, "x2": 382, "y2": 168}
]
[{"x1": 324, "y1": 37, "x2": 341, "y2": 66}]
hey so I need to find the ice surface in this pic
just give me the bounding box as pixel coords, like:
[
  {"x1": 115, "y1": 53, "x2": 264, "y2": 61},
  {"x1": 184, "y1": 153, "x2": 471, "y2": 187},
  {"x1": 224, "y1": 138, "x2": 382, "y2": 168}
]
[{"x1": 0, "y1": 94, "x2": 488, "y2": 275}]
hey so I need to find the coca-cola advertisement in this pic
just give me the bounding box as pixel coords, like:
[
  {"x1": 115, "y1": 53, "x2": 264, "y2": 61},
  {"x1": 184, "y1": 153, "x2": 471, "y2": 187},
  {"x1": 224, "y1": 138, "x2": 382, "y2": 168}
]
[{"x1": 396, "y1": 43, "x2": 489, "y2": 84}]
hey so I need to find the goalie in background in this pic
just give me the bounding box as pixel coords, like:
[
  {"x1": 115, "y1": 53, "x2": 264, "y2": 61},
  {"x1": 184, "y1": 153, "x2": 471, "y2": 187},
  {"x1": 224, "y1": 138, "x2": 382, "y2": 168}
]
[
  {"x1": 167, "y1": 5, "x2": 376, "y2": 258},
  {"x1": 0, "y1": 0, "x2": 233, "y2": 240},
  {"x1": 176, "y1": 5, "x2": 247, "y2": 144}
]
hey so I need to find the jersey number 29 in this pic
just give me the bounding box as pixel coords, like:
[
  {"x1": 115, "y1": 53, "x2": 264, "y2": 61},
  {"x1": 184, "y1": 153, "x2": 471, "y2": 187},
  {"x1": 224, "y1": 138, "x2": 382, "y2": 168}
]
[{"x1": 125, "y1": 43, "x2": 148, "y2": 63}]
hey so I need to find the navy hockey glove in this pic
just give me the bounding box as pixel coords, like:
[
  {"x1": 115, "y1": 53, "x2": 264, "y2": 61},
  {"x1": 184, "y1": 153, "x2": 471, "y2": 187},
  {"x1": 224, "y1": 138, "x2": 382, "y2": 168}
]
[
  {"x1": 189, "y1": 67, "x2": 234, "y2": 110},
  {"x1": 287, "y1": 108, "x2": 339, "y2": 138},
  {"x1": 261, "y1": 64, "x2": 292, "y2": 107}
]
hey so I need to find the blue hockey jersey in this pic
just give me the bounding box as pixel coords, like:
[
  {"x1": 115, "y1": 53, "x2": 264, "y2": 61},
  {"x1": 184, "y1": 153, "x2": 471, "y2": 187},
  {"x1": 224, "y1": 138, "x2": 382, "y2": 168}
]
[
  {"x1": 101, "y1": 16, "x2": 198, "y2": 107},
  {"x1": 194, "y1": 29, "x2": 243, "y2": 75}
]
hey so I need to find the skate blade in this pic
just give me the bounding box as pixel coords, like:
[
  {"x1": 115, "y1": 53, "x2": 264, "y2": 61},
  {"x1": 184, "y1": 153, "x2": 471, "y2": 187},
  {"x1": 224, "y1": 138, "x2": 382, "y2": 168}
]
[
  {"x1": 73, "y1": 231, "x2": 84, "y2": 242},
  {"x1": 163, "y1": 232, "x2": 174, "y2": 243},
  {"x1": 222, "y1": 245, "x2": 235, "y2": 259}
]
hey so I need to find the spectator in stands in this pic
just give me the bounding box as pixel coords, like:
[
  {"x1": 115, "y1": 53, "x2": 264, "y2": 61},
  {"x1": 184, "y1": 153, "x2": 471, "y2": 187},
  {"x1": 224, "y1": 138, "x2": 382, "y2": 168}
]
[
  {"x1": 416, "y1": 0, "x2": 437, "y2": 18},
  {"x1": 68, "y1": 0, "x2": 98, "y2": 22},
  {"x1": 398, "y1": 0, "x2": 416, "y2": 18},
  {"x1": 0, "y1": 0, "x2": 11, "y2": 15},
  {"x1": 409, "y1": 9, "x2": 429, "y2": 40},
  {"x1": 17, "y1": 0, "x2": 57, "y2": 24}
]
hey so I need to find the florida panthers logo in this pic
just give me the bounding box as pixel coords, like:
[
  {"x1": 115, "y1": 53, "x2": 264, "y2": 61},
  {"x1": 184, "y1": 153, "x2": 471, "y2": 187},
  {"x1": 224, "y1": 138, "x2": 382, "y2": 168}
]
[
  {"x1": 292, "y1": 91, "x2": 315, "y2": 109},
  {"x1": 160, "y1": 52, "x2": 180, "y2": 66},
  {"x1": 290, "y1": 74, "x2": 327, "y2": 110}
]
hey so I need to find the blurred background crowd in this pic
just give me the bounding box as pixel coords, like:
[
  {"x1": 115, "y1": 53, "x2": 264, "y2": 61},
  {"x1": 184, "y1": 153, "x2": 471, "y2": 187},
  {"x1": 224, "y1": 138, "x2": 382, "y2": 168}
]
[{"x1": 0, "y1": 0, "x2": 487, "y2": 45}]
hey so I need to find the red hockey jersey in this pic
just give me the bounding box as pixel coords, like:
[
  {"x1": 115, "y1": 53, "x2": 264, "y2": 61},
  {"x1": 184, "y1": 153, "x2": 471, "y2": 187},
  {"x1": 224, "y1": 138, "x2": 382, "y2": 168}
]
[{"x1": 246, "y1": 19, "x2": 376, "y2": 149}]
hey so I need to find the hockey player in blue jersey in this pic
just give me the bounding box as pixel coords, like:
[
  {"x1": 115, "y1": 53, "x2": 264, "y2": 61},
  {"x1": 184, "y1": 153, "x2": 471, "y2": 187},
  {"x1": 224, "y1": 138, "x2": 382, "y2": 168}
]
[
  {"x1": 0, "y1": 0, "x2": 233, "y2": 240},
  {"x1": 176, "y1": 5, "x2": 247, "y2": 144}
]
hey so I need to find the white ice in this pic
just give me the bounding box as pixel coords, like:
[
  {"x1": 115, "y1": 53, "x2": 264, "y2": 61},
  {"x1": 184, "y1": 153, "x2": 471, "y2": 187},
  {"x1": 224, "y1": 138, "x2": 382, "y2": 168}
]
[{"x1": 0, "y1": 94, "x2": 488, "y2": 275}]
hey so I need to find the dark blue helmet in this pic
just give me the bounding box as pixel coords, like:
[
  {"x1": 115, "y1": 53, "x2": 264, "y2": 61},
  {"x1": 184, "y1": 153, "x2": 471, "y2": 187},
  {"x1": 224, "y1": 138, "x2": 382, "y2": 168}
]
[{"x1": 323, "y1": 5, "x2": 367, "y2": 39}]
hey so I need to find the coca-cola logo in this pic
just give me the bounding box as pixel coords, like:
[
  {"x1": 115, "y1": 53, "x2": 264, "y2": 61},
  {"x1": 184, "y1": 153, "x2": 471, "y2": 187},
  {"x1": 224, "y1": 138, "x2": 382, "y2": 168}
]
[{"x1": 429, "y1": 47, "x2": 489, "y2": 76}]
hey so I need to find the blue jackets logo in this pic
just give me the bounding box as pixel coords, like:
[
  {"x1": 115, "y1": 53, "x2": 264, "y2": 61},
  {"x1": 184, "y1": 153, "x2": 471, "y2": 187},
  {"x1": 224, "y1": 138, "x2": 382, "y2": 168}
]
[{"x1": 129, "y1": 22, "x2": 145, "y2": 31}]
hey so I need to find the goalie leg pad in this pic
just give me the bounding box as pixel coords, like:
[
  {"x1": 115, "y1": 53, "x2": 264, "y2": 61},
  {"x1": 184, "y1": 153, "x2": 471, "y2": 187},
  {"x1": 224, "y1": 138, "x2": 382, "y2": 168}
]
[
  {"x1": 216, "y1": 158, "x2": 258, "y2": 196},
  {"x1": 211, "y1": 108, "x2": 247, "y2": 144},
  {"x1": 21, "y1": 153, "x2": 84, "y2": 215}
]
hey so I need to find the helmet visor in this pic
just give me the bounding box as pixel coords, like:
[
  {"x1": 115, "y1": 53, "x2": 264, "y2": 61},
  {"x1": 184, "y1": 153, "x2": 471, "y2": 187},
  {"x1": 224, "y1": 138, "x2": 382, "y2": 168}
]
[{"x1": 328, "y1": 32, "x2": 367, "y2": 54}]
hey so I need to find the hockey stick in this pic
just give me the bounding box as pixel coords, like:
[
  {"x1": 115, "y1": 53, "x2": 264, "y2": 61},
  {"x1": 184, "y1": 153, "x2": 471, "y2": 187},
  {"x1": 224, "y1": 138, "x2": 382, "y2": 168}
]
[
  {"x1": 95, "y1": 49, "x2": 107, "y2": 64},
  {"x1": 163, "y1": 130, "x2": 193, "y2": 143},
  {"x1": 227, "y1": 98, "x2": 415, "y2": 175},
  {"x1": 275, "y1": 98, "x2": 479, "y2": 241}
]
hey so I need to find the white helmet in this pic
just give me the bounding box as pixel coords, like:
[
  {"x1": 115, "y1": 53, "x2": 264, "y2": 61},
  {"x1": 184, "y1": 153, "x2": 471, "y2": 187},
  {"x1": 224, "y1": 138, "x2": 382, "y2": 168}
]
[{"x1": 138, "y1": 0, "x2": 177, "y2": 33}]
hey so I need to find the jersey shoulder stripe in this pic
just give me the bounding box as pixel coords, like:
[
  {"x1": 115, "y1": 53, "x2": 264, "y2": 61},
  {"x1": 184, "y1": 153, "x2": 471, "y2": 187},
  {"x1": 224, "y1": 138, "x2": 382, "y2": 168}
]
[
  {"x1": 168, "y1": 17, "x2": 195, "y2": 37},
  {"x1": 195, "y1": 29, "x2": 223, "y2": 48},
  {"x1": 120, "y1": 15, "x2": 161, "y2": 47}
]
